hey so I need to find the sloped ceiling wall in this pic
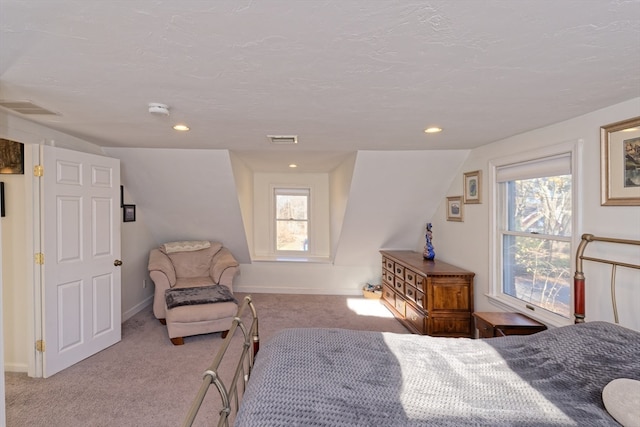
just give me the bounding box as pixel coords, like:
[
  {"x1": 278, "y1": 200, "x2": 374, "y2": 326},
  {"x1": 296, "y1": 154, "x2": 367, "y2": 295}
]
[
  {"x1": 104, "y1": 147, "x2": 252, "y2": 263},
  {"x1": 334, "y1": 150, "x2": 470, "y2": 265}
]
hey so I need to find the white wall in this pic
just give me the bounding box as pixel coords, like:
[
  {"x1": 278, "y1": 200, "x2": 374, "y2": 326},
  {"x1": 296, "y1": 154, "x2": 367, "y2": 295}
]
[
  {"x1": 429, "y1": 97, "x2": 640, "y2": 330},
  {"x1": 106, "y1": 148, "x2": 251, "y2": 264},
  {"x1": 334, "y1": 150, "x2": 470, "y2": 266},
  {"x1": 118, "y1": 186, "x2": 157, "y2": 321},
  {"x1": 0, "y1": 152, "x2": 30, "y2": 371},
  {"x1": 229, "y1": 153, "x2": 255, "y2": 253}
]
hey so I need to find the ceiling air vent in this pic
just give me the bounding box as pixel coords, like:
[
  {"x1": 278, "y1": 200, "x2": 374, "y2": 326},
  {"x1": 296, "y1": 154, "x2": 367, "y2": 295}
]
[
  {"x1": 268, "y1": 135, "x2": 298, "y2": 145},
  {"x1": 0, "y1": 100, "x2": 59, "y2": 115}
]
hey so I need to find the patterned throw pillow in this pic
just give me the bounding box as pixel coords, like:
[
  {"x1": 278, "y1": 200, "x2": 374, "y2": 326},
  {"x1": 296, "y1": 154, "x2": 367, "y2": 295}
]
[{"x1": 162, "y1": 240, "x2": 211, "y2": 254}]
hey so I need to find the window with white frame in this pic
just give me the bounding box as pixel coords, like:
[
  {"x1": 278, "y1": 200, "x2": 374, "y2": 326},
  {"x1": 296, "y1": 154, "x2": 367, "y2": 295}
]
[
  {"x1": 492, "y1": 149, "x2": 578, "y2": 321},
  {"x1": 274, "y1": 187, "x2": 310, "y2": 253}
]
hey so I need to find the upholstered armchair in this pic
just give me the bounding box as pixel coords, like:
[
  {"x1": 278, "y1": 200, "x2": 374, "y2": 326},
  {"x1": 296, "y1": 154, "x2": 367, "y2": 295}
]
[{"x1": 147, "y1": 241, "x2": 240, "y2": 344}]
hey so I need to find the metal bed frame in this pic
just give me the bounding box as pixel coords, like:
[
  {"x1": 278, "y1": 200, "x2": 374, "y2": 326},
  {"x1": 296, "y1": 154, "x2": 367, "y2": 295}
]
[
  {"x1": 573, "y1": 233, "x2": 640, "y2": 324},
  {"x1": 181, "y1": 233, "x2": 639, "y2": 426},
  {"x1": 182, "y1": 296, "x2": 259, "y2": 427}
]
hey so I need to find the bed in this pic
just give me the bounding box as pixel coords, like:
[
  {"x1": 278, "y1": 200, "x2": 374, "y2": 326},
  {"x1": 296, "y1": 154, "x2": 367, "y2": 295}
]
[{"x1": 182, "y1": 234, "x2": 640, "y2": 427}]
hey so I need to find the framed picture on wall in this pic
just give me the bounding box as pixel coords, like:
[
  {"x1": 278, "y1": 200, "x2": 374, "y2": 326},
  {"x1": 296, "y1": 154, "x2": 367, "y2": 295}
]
[
  {"x1": 123, "y1": 204, "x2": 136, "y2": 222},
  {"x1": 446, "y1": 196, "x2": 463, "y2": 222},
  {"x1": 601, "y1": 116, "x2": 640, "y2": 205},
  {"x1": 0, "y1": 139, "x2": 25, "y2": 174},
  {"x1": 463, "y1": 170, "x2": 481, "y2": 204}
]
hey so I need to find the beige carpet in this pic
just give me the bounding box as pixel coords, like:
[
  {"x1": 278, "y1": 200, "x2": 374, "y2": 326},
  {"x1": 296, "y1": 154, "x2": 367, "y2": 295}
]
[{"x1": 5, "y1": 293, "x2": 408, "y2": 427}]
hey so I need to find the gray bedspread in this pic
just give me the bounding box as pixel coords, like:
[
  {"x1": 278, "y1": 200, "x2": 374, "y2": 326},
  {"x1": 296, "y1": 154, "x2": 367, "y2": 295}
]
[{"x1": 234, "y1": 321, "x2": 640, "y2": 426}]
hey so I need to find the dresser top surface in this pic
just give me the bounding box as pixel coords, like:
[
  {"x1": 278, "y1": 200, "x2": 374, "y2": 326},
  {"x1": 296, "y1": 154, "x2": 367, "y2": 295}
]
[
  {"x1": 472, "y1": 312, "x2": 546, "y2": 328},
  {"x1": 380, "y1": 250, "x2": 474, "y2": 277}
]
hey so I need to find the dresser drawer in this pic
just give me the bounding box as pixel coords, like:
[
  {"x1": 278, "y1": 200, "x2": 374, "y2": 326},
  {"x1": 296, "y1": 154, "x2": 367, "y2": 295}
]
[
  {"x1": 394, "y1": 278, "x2": 405, "y2": 294},
  {"x1": 394, "y1": 264, "x2": 405, "y2": 279},
  {"x1": 429, "y1": 315, "x2": 471, "y2": 337},
  {"x1": 394, "y1": 298, "x2": 406, "y2": 316},
  {"x1": 415, "y1": 289, "x2": 424, "y2": 308},
  {"x1": 404, "y1": 269, "x2": 417, "y2": 287},
  {"x1": 475, "y1": 316, "x2": 495, "y2": 338},
  {"x1": 382, "y1": 269, "x2": 394, "y2": 286},
  {"x1": 405, "y1": 303, "x2": 426, "y2": 334},
  {"x1": 383, "y1": 257, "x2": 394, "y2": 271},
  {"x1": 405, "y1": 285, "x2": 417, "y2": 302},
  {"x1": 382, "y1": 284, "x2": 395, "y2": 306}
]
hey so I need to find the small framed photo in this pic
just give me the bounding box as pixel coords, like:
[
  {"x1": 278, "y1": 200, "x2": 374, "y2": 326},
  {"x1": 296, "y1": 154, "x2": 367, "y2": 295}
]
[
  {"x1": 463, "y1": 170, "x2": 481, "y2": 204},
  {"x1": 446, "y1": 196, "x2": 463, "y2": 222},
  {"x1": 123, "y1": 204, "x2": 136, "y2": 222},
  {"x1": 600, "y1": 116, "x2": 640, "y2": 206}
]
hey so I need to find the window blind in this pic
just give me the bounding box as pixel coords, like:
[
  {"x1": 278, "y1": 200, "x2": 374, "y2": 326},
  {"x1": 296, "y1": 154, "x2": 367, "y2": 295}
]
[{"x1": 496, "y1": 153, "x2": 571, "y2": 182}]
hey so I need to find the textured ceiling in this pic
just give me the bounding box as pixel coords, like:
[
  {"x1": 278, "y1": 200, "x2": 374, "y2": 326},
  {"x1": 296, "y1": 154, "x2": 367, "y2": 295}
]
[{"x1": 1, "y1": 0, "x2": 639, "y2": 171}]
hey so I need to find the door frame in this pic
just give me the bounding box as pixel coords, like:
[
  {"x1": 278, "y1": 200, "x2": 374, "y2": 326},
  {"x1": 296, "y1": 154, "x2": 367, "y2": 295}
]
[{"x1": 28, "y1": 144, "x2": 42, "y2": 377}]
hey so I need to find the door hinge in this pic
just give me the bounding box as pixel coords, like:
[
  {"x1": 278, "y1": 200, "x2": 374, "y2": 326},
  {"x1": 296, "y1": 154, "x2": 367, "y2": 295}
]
[
  {"x1": 35, "y1": 253, "x2": 45, "y2": 265},
  {"x1": 36, "y1": 340, "x2": 46, "y2": 352},
  {"x1": 33, "y1": 165, "x2": 44, "y2": 177}
]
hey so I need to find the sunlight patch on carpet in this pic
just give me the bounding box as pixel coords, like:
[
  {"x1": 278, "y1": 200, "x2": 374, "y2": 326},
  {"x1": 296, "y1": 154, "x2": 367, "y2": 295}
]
[{"x1": 346, "y1": 298, "x2": 395, "y2": 318}]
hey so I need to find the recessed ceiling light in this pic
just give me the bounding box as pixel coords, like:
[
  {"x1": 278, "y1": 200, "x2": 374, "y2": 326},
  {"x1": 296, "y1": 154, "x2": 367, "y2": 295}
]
[
  {"x1": 173, "y1": 124, "x2": 190, "y2": 131},
  {"x1": 424, "y1": 127, "x2": 443, "y2": 134},
  {"x1": 289, "y1": 164, "x2": 298, "y2": 168}
]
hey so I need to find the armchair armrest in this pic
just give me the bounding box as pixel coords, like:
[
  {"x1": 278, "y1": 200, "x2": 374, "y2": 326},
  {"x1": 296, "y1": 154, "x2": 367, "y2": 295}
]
[
  {"x1": 210, "y1": 247, "x2": 240, "y2": 290},
  {"x1": 148, "y1": 248, "x2": 177, "y2": 286},
  {"x1": 148, "y1": 248, "x2": 177, "y2": 320}
]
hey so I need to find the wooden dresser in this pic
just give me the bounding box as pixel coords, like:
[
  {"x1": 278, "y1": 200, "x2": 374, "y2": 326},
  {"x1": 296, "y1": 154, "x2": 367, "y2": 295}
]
[{"x1": 380, "y1": 250, "x2": 475, "y2": 337}]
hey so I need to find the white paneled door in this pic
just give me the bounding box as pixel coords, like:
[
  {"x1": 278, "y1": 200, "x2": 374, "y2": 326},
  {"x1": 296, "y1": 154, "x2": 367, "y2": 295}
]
[{"x1": 41, "y1": 146, "x2": 121, "y2": 377}]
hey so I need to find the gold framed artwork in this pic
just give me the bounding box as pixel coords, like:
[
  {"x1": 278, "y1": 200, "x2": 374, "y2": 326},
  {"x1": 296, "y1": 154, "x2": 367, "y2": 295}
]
[
  {"x1": 463, "y1": 170, "x2": 481, "y2": 204},
  {"x1": 601, "y1": 116, "x2": 640, "y2": 206},
  {"x1": 446, "y1": 196, "x2": 463, "y2": 222}
]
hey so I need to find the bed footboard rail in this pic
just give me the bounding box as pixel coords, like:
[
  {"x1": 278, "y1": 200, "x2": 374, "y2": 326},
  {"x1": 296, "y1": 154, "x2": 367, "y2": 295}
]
[
  {"x1": 574, "y1": 234, "x2": 640, "y2": 324},
  {"x1": 182, "y1": 296, "x2": 259, "y2": 427}
]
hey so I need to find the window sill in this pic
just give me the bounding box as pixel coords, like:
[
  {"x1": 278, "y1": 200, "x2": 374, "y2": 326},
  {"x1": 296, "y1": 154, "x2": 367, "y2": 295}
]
[
  {"x1": 484, "y1": 293, "x2": 573, "y2": 329},
  {"x1": 251, "y1": 256, "x2": 332, "y2": 264}
]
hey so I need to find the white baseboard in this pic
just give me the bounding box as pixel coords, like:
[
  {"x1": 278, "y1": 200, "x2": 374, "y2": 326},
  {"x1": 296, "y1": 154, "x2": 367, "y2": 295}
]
[
  {"x1": 234, "y1": 286, "x2": 361, "y2": 296},
  {"x1": 122, "y1": 295, "x2": 153, "y2": 322},
  {"x1": 4, "y1": 362, "x2": 28, "y2": 373}
]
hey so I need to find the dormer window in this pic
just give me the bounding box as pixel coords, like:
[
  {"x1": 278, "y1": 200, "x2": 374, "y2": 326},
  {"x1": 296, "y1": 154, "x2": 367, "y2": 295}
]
[{"x1": 274, "y1": 187, "x2": 310, "y2": 253}]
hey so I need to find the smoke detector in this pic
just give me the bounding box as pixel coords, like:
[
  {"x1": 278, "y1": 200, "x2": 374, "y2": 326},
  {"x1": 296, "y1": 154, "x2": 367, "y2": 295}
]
[
  {"x1": 148, "y1": 103, "x2": 169, "y2": 115},
  {"x1": 268, "y1": 135, "x2": 298, "y2": 145}
]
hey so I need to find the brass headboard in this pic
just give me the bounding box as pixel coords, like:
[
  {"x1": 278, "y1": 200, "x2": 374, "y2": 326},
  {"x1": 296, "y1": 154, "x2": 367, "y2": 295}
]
[{"x1": 574, "y1": 234, "x2": 640, "y2": 324}]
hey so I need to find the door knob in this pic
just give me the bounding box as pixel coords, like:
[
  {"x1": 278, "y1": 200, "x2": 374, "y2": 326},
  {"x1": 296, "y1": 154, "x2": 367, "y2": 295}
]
[{"x1": 114, "y1": 259, "x2": 123, "y2": 266}]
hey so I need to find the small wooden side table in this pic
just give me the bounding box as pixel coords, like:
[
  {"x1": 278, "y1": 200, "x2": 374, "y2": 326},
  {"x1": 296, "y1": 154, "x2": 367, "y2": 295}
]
[{"x1": 472, "y1": 312, "x2": 547, "y2": 338}]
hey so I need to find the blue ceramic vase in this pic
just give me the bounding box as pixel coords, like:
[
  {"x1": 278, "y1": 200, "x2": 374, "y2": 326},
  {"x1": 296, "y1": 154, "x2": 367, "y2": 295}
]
[{"x1": 423, "y1": 223, "x2": 435, "y2": 260}]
